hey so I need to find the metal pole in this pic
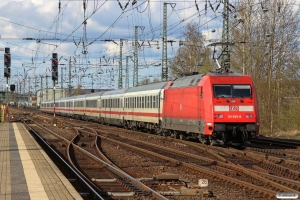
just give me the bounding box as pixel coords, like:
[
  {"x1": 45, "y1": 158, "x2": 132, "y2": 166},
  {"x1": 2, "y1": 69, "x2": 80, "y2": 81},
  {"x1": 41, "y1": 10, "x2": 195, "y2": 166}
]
[
  {"x1": 28, "y1": 77, "x2": 31, "y2": 97},
  {"x1": 221, "y1": 0, "x2": 230, "y2": 70},
  {"x1": 126, "y1": 56, "x2": 130, "y2": 88},
  {"x1": 35, "y1": 77, "x2": 37, "y2": 99},
  {"x1": 134, "y1": 26, "x2": 138, "y2": 87},
  {"x1": 53, "y1": 81, "x2": 56, "y2": 126},
  {"x1": 68, "y1": 58, "x2": 72, "y2": 96},
  {"x1": 118, "y1": 38, "x2": 123, "y2": 89},
  {"x1": 6, "y1": 77, "x2": 8, "y2": 106},
  {"x1": 92, "y1": 74, "x2": 94, "y2": 90},
  {"x1": 46, "y1": 75, "x2": 48, "y2": 100},
  {"x1": 61, "y1": 67, "x2": 63, "y2": 98},
  {"x1": 23, "y1": 68, "x2": 25, "y2": 102},
  {"x1": 40, "y1": 76, "x2": 43, "y2": 107},
  {"x1": 162, "y1": 2, "x2": 168, "y2": 81}
]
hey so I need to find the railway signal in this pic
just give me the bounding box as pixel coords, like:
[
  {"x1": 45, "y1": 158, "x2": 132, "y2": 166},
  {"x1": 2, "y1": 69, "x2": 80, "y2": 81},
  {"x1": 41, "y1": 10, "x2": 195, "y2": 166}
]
[
  {"x1": 10, "y1": 84, "x2": 15, "y2": 92},
  {"x1": 4, "y1": 67, "x2": 10, "y2": 78},
  {"x1": 4, "y1": 47, "x2": 11, "y2": 78},
  {"x1": 4, "y1": 47, "x2": 11, "y2": 67},
  {"x1": 52, "y1": 53, "x2": 58, "y2": 81}
]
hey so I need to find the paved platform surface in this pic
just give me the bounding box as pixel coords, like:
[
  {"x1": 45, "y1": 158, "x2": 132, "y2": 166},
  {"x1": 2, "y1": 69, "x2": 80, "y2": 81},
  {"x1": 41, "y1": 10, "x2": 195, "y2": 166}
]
[{"x1": 0, "y1": 122, "x2": 83, "y2": 200}]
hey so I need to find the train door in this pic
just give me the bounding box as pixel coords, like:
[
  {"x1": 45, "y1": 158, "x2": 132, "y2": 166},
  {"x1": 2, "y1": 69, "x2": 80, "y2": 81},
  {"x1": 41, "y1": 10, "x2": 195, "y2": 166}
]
[
  {"x1": 198, "y1": 86, "x2": 205, "y2": 134},
  {"x1": 159, "y1": 89, "x2": 165, "y2": 126}
]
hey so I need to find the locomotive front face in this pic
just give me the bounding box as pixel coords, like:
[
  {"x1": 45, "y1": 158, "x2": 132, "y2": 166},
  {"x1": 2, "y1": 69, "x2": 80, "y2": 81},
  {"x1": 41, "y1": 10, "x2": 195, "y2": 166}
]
[
  {"x1": 213, "y1": 84, "x2": 256, "y2": 122},
  {"x1": 207, "y1": 76, "x2": 260, "y2": 144}
]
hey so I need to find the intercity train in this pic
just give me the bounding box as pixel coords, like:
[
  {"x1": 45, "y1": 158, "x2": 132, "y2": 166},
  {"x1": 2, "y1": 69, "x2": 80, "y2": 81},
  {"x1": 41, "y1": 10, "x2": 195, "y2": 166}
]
[{"x1": 40, "y1": 71, "x2": 259, "y2": 145}]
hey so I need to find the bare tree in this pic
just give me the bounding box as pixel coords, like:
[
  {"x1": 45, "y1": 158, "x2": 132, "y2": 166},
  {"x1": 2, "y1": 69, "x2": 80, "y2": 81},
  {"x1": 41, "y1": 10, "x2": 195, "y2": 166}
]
[
  {"x1": 231, "y1": 0, "x2": 300, "y2": 135},
  {"x1": 138, "y1": 77, "x2": 161, "y2": 86},
  {"x1": 169, "y1": 22, "x2": 212, "y2": 78}
]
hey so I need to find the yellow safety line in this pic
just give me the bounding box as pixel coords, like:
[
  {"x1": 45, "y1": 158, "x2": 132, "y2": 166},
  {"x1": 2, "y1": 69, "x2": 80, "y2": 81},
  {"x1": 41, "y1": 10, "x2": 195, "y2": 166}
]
[{"x1": 13, "y1": 123, "x2": 49, "y2": 200}]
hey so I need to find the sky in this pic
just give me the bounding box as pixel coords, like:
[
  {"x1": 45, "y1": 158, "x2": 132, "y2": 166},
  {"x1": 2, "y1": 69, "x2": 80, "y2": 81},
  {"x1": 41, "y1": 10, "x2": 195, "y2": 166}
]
[{"x1": 0, "y1": 0, "x2": 266, "y2": 93}]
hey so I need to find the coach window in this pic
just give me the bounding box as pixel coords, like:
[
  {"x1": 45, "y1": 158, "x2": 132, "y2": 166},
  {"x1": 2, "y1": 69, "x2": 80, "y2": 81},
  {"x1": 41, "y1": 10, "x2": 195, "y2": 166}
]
[
  {"x1": 152, "y1": 95, "x2": 155, "y2": 108},
  {"x1": 140, "y1": 96, "x2": 142, "y2": 108},
  {"x1": 142, "y1": 97, "x2": 146, "y2": 108},
  {"x1": 132, "y1": 97, "x2": 134, "y2": 108},
  {"x1": 131, "y1": 97, "x2": 133, "y2": 108}
]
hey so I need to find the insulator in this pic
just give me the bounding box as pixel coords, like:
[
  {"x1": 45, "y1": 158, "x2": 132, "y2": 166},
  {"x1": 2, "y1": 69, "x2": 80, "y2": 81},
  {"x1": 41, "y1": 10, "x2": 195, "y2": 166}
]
[
  {"x1": 117, "y1": 0, "x2": 123, "y2": 9},
  {"x1": 216, "y1": 3, "x2": 220, "y2": 11}
]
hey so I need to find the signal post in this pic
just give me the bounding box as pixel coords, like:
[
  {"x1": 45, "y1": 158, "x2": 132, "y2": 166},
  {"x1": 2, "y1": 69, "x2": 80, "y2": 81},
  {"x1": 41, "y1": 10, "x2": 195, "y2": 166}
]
[
  {"x1": 52, "y1": 53, "x2": 58, "y2": 126},
  {"x1": 4, "y1": 47, "x2": 11, "y2": 106}
]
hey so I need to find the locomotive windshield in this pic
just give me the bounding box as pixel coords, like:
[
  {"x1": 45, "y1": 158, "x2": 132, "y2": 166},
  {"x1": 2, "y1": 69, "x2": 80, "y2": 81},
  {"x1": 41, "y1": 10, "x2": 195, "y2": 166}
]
[{"x1": 214, "y1": 84, "x2": 251, "y2": 98}]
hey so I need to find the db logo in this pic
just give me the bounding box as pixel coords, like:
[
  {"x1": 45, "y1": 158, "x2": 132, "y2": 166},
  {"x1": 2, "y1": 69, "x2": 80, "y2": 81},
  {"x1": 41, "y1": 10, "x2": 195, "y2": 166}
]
[{"x1": 230, "y1": 106, "x2": 239, "y2": 111}]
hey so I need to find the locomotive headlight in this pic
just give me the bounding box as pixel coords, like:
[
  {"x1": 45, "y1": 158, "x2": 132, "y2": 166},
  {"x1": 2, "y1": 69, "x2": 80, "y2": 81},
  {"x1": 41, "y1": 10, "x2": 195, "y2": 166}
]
[
  {"x1": 214, "y1": 114, "x2": 223, "y2": 118},
  {"x1": 246, "y1": 114, "x2": 253, "y2": 118}
]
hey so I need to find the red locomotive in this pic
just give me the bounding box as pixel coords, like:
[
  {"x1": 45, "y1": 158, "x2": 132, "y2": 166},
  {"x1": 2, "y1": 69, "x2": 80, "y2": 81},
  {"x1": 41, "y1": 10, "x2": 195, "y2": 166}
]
[
  {"x1": 41, "y1": 71, "x2": 259, "y2": 146},
  {"x1": 162, "y1": 72, "x2": 259, "y2": 145}
]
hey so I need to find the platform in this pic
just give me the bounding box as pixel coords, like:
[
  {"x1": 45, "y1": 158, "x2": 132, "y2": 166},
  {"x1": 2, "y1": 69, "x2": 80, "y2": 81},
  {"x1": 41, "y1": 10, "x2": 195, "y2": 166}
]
[{"x1": 0, "y1": 122, "x2": 83, "y2": 200}]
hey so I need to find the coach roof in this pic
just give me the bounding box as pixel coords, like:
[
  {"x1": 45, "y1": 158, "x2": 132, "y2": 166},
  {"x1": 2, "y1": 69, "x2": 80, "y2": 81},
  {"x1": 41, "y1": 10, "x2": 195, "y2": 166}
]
[
  {"x1": 169, "y1": 74, "x2": 205, "y2": 89},
  {"x1": 126, "y1": 81, "x2": 168, "y2": 93}
]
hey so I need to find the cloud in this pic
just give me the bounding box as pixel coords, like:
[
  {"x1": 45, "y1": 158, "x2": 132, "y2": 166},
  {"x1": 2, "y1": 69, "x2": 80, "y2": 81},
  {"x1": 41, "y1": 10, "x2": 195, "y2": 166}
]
[{"x1": 0, "y1": 0, "x2": 227, "y2": 90}]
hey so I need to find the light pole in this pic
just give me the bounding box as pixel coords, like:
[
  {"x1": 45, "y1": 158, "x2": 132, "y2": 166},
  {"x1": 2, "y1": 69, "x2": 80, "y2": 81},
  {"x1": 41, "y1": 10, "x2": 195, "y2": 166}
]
[
  {"x1": 126, "y1": 56, "x2": 132, "y2": 88},
  {"x1": 21, "y1": 64, "x2": 32, "y2": 104}
]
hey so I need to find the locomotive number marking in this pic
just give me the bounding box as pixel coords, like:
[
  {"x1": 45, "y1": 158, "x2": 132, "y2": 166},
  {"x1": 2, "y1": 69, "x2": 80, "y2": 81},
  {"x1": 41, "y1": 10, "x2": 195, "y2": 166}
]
[
  {"x1": 228, "y1": 115, "x2": 242, "y2": 118},
  {"x1": 230, "y1": 106, "x2": 239, "y2": 111},
  {"x1": 198, "y1": 179, "x2": 208, "y2": 187}
]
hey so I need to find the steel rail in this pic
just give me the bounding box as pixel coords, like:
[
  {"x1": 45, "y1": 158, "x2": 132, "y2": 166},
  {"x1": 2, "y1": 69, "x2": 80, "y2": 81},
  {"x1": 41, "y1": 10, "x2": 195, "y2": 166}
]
[
  {"x1": 24, "y1": 118, "x2": 168, "y2": 200},
  {"x1": 22, "y1": 120, "x2": 105, "y2": 200},
  {"x1": 99, "y1": 135, "x2": 280, "y2": 198}
]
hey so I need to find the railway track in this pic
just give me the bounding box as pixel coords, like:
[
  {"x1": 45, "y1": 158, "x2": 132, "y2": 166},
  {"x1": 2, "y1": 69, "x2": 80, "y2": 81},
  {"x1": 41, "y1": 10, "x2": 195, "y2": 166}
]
[
  {"x1": 22, "y1": 116, "x2": 167, "y2": 200},
  {"x1": 9, "y1": 108, "x2": 300, "y2": 199},
  {"x1": 250, "y1": 136, "x2": 300, "y2": 149},
  {"x1": 22, "y1": 121, "x2": 104, "y2": 200},
  {"x1": 35, "y1": 114, "x2": 298, "y2": 199}
]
